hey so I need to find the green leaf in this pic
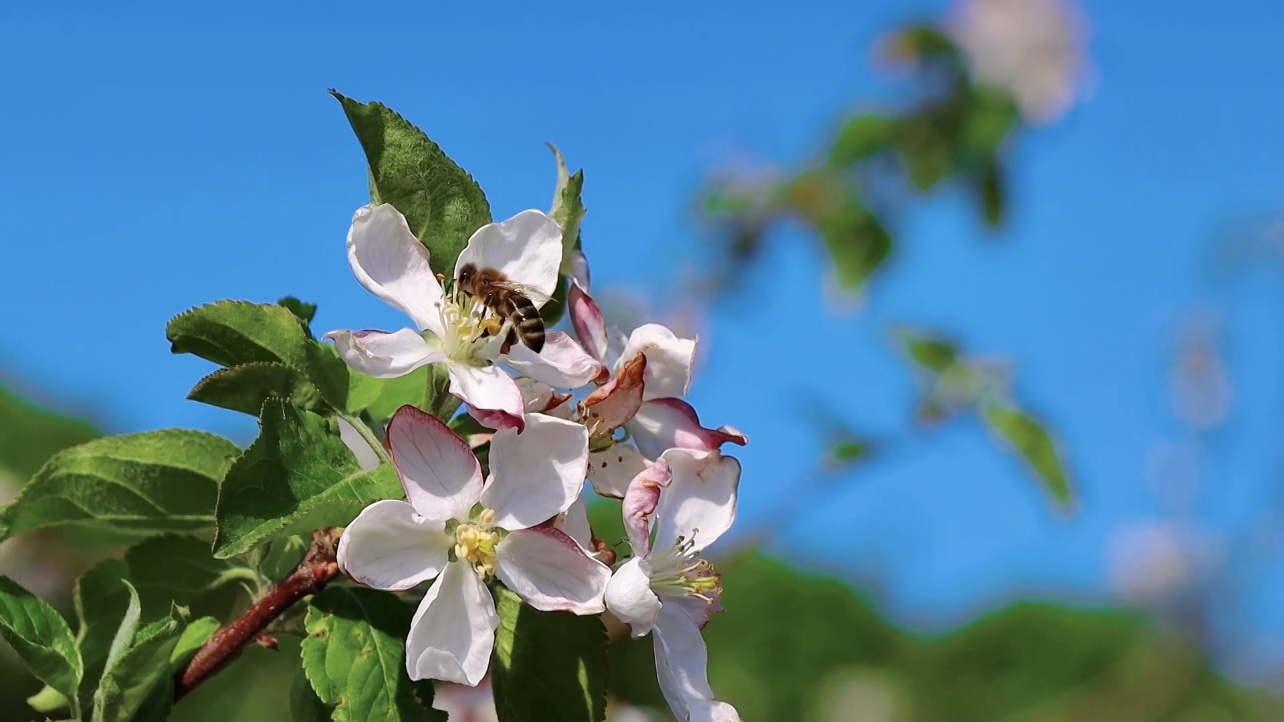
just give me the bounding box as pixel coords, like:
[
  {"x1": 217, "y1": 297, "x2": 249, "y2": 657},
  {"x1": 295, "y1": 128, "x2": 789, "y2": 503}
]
[
  {"x1": 92, "y1": 582, "x2": 187, "y2": 722},
  {"x1": 301, "y1": 586, "x2": 444, "y2": 722},
  {"x1": 547, "y1": 144, "x2": 586, "y2": 260},
  {"x1": 214, "y1": 399, "x2": 401, "y2": 558},
  {"x1": 491, "y1": 585, "x2": 607, "y2": 722},
  {"x1": 189, "y1": 362, "x2": 326, "y2": 416},
  {"x1": 347, "y1": 366, "x2": 430, "y2": 421},
  {"x1": 167, "y1": 300, "x2": 349, "y2": 410},
  {"x1": 829, "y1": 114, "x2": 896, "y2": 167},
  {"x1": 540, "y1": 273, "x2": 570, "y2": 327},
  {"x1": 818, "y1": 204, "x2": 892, "y2": 292},
  {"x1": 25, "y1": 683, "x2": 69, "y2": 714},
  {"x1": 279, "y1": 296, "x2": 319, "y2": 329},
  {"x1": 897, "y1": 331, "x2": 959, "y2": 374},
  {"x1": 0, "y1": 383, "x2": 99, "y2": 482},
  {"x1": 981, "y1": 403, "x2": 1074, "y2": 506},
  {"x1": 169, "y1": 616, "x2": 219, "y2": 667},
  {"x1": 0, "y1": 430, "x2": 238, "y2": 542},
  {"x1": 331, "y1": 90, "x2": 492, "y2": 278},
  {"x1": 73, "y1": 560, "x2": 133, "y2": 708},
  {"x1": 0, "y1": 576, "x2": 82, "y2": 719},
  {"x1": 978, "y1": 161, "x2": 1004, "y2": 228},
  {"x1": 124, "y1": 535, "x2": 245, "y2": 618}
]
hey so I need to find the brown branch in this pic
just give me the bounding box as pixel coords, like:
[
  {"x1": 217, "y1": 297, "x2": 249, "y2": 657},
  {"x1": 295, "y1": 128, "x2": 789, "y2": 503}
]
[{"x1": 173, "y1": 528, "x2": 343, "y2": 702}]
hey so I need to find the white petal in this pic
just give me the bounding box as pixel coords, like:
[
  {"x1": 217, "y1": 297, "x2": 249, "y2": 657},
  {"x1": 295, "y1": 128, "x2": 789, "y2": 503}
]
[
  {"x1": 495, "y1": 528, "x2": 610, "y2": 614},
  {"x1": 448, "y1": 365, "x2": 525, "y2": 430},
  {"x1": 337, "y1": 500, "x2": 448, "y2": 591},
  {"x1": 387, "y1": 406, "x2": 483, "y2": 522},
  {"x1": 556, "y1": 495, "x2": 594, "y2": 552},
  {"x1": 655, "y1": 449, "x2": 740, "y2": 554},
  {"x1": 568, "y1": 281, "x2": 608, "y2": 363},
  {"x1": 627, "y1": 398, "x2": 748, "y2": 460},
  {"x1": 483, "y1": 413, "x2": 588, "y2": 530},
  {"x1": 619, "y1": 324, "x2": 696, "y2": 401},
  {"x1": 504, "y1": 332, "x2": 604, "y2": 390},
  {"x1": 515, "y1": 377, "x2": 572, "y2": 414},
  {"x1": 405, "y1": 561, "x2": 498, "y2": 685},
  {"x1": 347, "y1": 204, "x2": 446, "y2": 335},
  {"x1": 586, "y1": 444, "x2": 648, "y2": 499},
  {"x1": 604, "y1": 557, "x2": 661, "y2": 638},
  {"x1": 326, "y1": 329, "x2": 444, "y2": 379},
  {"x1": 565, "y1": 250, "x2": 592, "y2": 290},
  {"x1": 622, "y1": 460, "x2": 672, "y2": 558},
  {"x1": 653, "y1": 603, "x2": 741, "y2": 722},
  {"x1": 454, "y1": 210, "x2": 563, "y2": 301},
  {"x1": 337, "y1": 418, "x2": 382, "y2": 472}
]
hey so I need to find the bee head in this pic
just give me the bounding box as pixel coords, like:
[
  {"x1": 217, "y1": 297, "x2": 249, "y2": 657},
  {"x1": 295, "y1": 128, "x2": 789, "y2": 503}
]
[{"x1": 457, "y1": 263, "x2": 476, "y2": 288}]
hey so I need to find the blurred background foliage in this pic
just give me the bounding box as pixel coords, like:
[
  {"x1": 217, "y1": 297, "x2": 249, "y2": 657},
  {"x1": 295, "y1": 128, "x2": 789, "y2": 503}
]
[{"x1": 4, "y1": 0, "x2": 1284, "y2": 720}]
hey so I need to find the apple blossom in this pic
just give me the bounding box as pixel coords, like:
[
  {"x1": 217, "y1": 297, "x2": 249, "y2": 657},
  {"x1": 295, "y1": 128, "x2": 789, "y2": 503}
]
[
  {"x1": 337, "y1": 405, "x2": 610, "y2": 686},
  {"x1": 325, "y1": 204, "x2": 602, "y2": 426},
  {"x1": 605, "y1": 448, "x2": 743, "y2": 722}
]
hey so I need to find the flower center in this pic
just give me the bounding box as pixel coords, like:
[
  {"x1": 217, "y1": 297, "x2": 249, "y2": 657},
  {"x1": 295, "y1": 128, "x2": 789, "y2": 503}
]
[
  {"x1": 453, "y1": 507, "x2": 501, "y2": 579},
  {"x1": 647, "y1": 531, "x2": 722, "y2": 603},
  {"x1": 430, "y1": 288, "x2": 513, "y2": 367}
]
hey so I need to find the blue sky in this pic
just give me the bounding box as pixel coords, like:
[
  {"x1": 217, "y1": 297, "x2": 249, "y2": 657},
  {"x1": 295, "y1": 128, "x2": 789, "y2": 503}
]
[{"x1": 3, "y1": 0, "x2": 1284, "y2": 673}]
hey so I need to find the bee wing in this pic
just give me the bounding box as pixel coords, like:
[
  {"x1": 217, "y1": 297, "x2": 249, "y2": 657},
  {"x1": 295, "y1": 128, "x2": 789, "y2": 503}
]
[{"x1": 491, "y1": 279, "x2": 553, "y2": 305}]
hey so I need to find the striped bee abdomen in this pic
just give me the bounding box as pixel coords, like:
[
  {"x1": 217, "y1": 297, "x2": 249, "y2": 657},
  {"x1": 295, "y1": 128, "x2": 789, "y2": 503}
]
[{"x1": 504, "y1": 294, "x2": 545, "y2": 353}]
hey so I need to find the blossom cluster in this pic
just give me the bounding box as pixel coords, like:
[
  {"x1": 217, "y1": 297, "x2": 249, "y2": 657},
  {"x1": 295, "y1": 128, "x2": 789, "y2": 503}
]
[{"x1": 327, "y1": 204, "x2": 747, "y2": 721}]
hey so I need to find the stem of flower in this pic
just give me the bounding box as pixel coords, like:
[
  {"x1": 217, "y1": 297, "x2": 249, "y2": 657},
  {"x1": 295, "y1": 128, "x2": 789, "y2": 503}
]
[
  {"x1": 173, "y1": 528, "x2": 344, "y2": 703},
  {"x1": 339, "y1": 412, "x2": 392, "y2": 465}
]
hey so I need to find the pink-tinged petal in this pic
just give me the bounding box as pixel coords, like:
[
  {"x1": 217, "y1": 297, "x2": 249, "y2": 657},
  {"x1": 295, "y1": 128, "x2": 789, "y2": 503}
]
[
  {"x1": 565, "y1": 250, "x2": 591, "y2": 290},
  {"x1": 586, "y1": 444, "x2": 648, "y2": 499},
  {"x1": 495, "y1": 528, "x2": 610, "y2": 614},
  {"x1": 628, "y1": 398, "x2": 749, "y2": 459},
  {"x1": 432, "y1": 679, "x2": 498, "y2": 721},
  {"x1": 406, "y1": 561, "x2": 498, "y2": 685},
  {"x1": 326, "y1": 329, "x2": 444, "y2": 379},
  {"x1": 454, "y1": 210, "x2": 563, "y2": 301},
  {"x1": 555, "y1": 495, "x2": 594, "y2": 552},
  {"x1": 622, "y1": 460, "x2": 672, "y2": 557},
  {"x1": 667, "y1": 594, "x2": 721, "y2": 631},
  {"x1": 580, "y1": 353, "x2": 646, "y2": 432},
  {"x1": 604, "y1": 557, "x2": 661, "y2": 637},
  {"x1": 483, "y1": 414, "x2": 588, "y2": 530},
  {"x1": 448, "y1": 365, "x2": 525, "y2": 431},
  {"x1": 569, "y1": 281, "x2": 609, "y2": 364},
  {"x1": 465, "y1": 404, "x2": 524, "y2": 433},
  {"x1": 337, "y1": 418, "x2": 381, "y2": 471},
  {"x1": 619, "y1": 324, "x2": 696, "y2": 401},
  {"x1": 653, "y1": 603, "x2": 742, "y2": 722},
  {"x1": 347, "y1": 204, "x2": 445, "y2": 336},
  {"x1": 504, "y1": 332, "x2": 604, "y2": 389},
  {"x1": 337, "y1": 500, "x2": 449, "y2": 591},
  {"x1": 516, "y1": 377, "x2": 572, "y2": 415},
  {"x1": 654, "y1": 449, "x2": 740, "y2": 554},
  {"x1": 387, "y1": 406, "x2": 483, "y2": 522}
]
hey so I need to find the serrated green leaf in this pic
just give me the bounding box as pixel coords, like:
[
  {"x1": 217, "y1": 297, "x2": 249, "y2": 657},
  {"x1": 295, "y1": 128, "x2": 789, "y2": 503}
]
[
  {"x1": 93, "y1": 582, "x2": 186, "y2": 722},
  {"x1": 0, "y1": 430, "x2": 238, "y2": 542},
  {"x1": 981, "y1": 403, "x2": 1074, "y2": 506},
  {"x1": 169, "y1": 616, "x2": 219, "y2": 667},
  {"x1": 301, "y1": 586, "x2": 444, "y2": 722},
  {"x1": 0, "y1": 576, "x2": 82, "y2": 719},
  {"x1": 189, "y1": 362, "x2": 326, "y2": 416},
  {"x1": 347, "y1": 366, "x2": 430, "y2": 421},
  {"x1": 290, "y1": 665, "x2": 335, "y2": 722},
  {"x1": 0, "y1": 383, "x2": 99, "y2": 483},
  {"x1": 547, "y1": 144, "x2": 586, "y2": 261},
  {"x1": 491, "y1": 585, "x2": 607, "y2": 722},
  {"x1": 167, "y1": 300, "x2": 349, "y2": 410},
  {"x1": 125, "y1": 535, "x2": 245, "y2": 618},
  {"x1": 279, "y1": 296, "x2": 319, "y2": 328},
  {"x1": 73, "y1": 560, "x2": 133, "y2": 709},
  {"x1": 213, "y1": 399, "x2": 401, "y2": 558},
  {"x1": 898, "y1": 332, "x2": 958, "y2": 374},
  {"x1": 829, "y1": 114, "x2": 896, "y2": 167},
  {"x1": 818, "y1": 204, "x2": 892, "y2": 292},
  {"x1": 331, "y1": 90, "x2": 492, "y2": 279}
]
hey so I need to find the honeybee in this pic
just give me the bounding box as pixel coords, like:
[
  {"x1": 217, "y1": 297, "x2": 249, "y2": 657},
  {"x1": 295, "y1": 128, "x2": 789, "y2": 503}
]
[{"x1": 455, "y1": 263, "x2": 547, "y2": 353}]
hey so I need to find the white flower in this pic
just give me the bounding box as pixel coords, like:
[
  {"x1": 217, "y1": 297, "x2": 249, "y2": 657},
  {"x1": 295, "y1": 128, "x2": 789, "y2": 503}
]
[
  {"x1": 568, "y1": 281, "x2": 746, "y2": 497},
  {"x1": 604, "y1": 449, "x2": 742, "y2": 722},
  {"x1": 949, "y1": 0, "x2": 1088, "y2": 124},
  {"x1": 337, "y1": 405, "x2": 610, "y2": 686},
  {"x1": 326, "y1": 204, "x2": 603, "y2": 427}
]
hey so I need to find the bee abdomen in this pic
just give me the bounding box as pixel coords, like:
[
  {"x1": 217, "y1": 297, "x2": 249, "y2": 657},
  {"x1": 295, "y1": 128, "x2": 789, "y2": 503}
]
[{"x1": 505, "y1": 295, "x2": 545, "y2": 353}]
